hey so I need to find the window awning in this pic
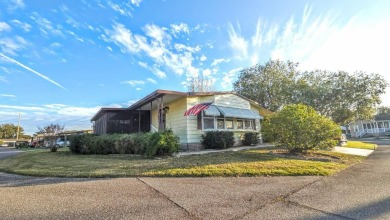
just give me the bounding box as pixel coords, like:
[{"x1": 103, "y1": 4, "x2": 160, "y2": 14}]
[
  {"x1": 203, "y1": 105, "x2": 221, "y2": 116},
  {"x1": 216, "y1": 106, "x2": 263, "y2": 119}
]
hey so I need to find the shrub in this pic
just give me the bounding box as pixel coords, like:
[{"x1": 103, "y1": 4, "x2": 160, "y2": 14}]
[
  {"x1": 132, "y1": 132, "x2": 152, "y2": 155},
  {"x1": 241, "y1": 132, "x2": 260, "y2": 146},
  {"x1": 89, "y1": 134, "x2": 119, "y2": 154},
  {"x1": 50, "y1": 146, "x2": 58, "y2": 152},
  {"x1": 201, "y1": 131, "x2": 235, "y2": 149},
  {"x1": 145, "y1": 129, "x2": 180, "y2": 157},
  {"x1": 115, "y1": 133, "x2": 152, "y2": 155},
  {"x1": 264, "y1": 104, "x2": 341, "y2": 154},
  {"x1": 69, "y1": 134, "x2": 96, "y2": 154}
]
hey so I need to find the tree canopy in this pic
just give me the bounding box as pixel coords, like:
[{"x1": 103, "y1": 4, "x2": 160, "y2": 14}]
[
  {"x1": 0, "y1": 123, "x2": 24, "y2": 139},
  {"x1": 375, "y1": 106, "x2": 390, "y2": 120},
  {"x1": 233, "y1": 60, "x2": 388, "y2": 124}
]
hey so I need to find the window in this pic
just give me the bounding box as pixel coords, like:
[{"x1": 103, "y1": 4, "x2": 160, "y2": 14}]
[
  {"x1": 244, "y1": 120, "x2": 252, "y2": 130},
  {"x1": 217, "y1": 118, "x2": 225, "y2": 129},
  {"x1": 237, "y1": 120, "x2": 243, "y2": 129},
  {"x1": 226, "y1": 119, "x2": 233, "y2": 129},
  {"x1": 199, "y1": 110, "x2": 256, "y2": 131},
  {"x1": 203, "y1": 117, "x2": 214, "y2": 129}
]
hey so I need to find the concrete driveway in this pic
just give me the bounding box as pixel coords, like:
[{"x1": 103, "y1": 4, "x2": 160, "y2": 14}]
[{"x1": 0, "y1": 140, "x2": 389, "y2": 219}]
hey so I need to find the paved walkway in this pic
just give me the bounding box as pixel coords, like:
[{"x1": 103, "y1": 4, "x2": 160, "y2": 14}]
[
  {"x1": 177, "y1": 144, "x2": 273, "y2": 157},
  {"x1": 177, "y1": 144, "x2": 375, "y2": 157},
  {"x1": 333, "y1": 146, "x2": 374, "y2": 156}
]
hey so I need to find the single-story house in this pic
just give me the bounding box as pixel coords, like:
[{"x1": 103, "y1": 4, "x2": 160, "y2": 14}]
[
  {"x1": 91, "y1": 90, "x2": 272, "y2": 151},
  {"x1": 348, "y1": 119, "x2": 390, "y2": 138}
]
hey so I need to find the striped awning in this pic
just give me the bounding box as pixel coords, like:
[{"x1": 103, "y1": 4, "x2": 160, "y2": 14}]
[{"x1": 203, "y1": 105, "x2": 221, "y2": 116}]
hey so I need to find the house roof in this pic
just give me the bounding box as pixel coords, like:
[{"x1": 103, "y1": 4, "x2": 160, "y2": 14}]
[
  {"x1": 126, "y1": 89, "x2": 273, "y2": 116},
  {"x1": 90, "y1": 108, "x2": 130, "y2": 121}
]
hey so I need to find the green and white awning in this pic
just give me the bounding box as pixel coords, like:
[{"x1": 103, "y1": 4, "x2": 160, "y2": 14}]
[{"x1": 203, "y1": 105, "x2": 262, "y2": 119}]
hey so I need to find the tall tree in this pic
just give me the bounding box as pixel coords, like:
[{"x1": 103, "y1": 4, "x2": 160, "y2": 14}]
[
  {"x1": 234, "y1": 60, "x2": 388, "y2": 124},
  {"x1": 375, "y1": 106, "x2": 390, "y2": 120},
  {"x1": 187, "y1": 73, "x2": 215, "y2": 92},
  {"x1": 233, "y1": 59, "x2": 299, "y2": 111},
  {"x1": 0, "y1": 123, "x2": 24, "y2": 139}
]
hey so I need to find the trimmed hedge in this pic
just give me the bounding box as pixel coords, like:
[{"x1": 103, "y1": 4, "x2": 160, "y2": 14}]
[
  {"x1": 201, "y1": 131, "x2": 235, "y2": 149},
  {"x1": 241, "y1": 132, "x2": 260, "y2": 146},
  {"x1": 69, "y1": 130, "x2": 179, "y2": 157}
]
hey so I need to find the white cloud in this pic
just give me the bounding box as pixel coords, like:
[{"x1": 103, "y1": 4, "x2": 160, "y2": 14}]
[
  {"x1": 108, "y1": 1, "x2": 133, "y2": 17},
  {"x1": 146, "y1": 77, "x2": 157, "y2": 84},
  {"x1": 151, "y1": 66, "x2": 167, "y2": 78},
  {"x1": 108, "y1": 23, "x2": 139, "y2": 53},
  {"x1": 211, "y1": 58, "x2": 230, "y2": 66},
  {"x1": 32, "y1": 14, "x2": 65, "y2": 37},
  {"x1": 143, "y1": 24, "x2": 171, "y2": 43},
  {"x1": 106, "y1": 23, "x2": 201, "y2": 78},
  {"x1": 170, "y1": 23, "x2": 189, "y2": 37},
  {"x1": 7, "y1": 0, "x2": 25, "y2": 11},
  {"x1": 131, "y1": 0, "x2": 142, "y2": 7},
  {"x1": 221, "y1": 67, "x2": 242, "y2": 90},
  {"x1": 120, "y1": 80, "x2": 145, "y2": 87},
  {"x1": 136, "y1": 87, "x2": 142, "y2": 91},
  {"x1": 200, "y1": 54, "x2": 207, "y2": 62},
  {"x1": 0, "y1": 36, "x2": 28, "y2": 55},
  {"x1": 0, "y1": 94, "x2": 16, "y2": 98},
  {"x1": 138, "y1": 61, "x2": 148, "y2": 68},
  {"x1": 228, "y1": 23, "x2": 248, "y2": 59},
  {"x1": 10, "y1": 20, "x2": 31, "y2": 32},
  {"x1": 0, "y1": 22, "x2": 11, "y2": 32}
]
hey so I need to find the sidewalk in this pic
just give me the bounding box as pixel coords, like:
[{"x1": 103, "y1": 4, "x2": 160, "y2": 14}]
[
  {"x1": 176, "y1": 144, "x2": 274, "y2": 157},
  {"x1": 332, "y1": 146, "x2": 374, "y2": 156}
]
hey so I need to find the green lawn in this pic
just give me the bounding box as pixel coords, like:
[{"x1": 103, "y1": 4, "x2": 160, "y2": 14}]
[
  {"x1": 344, "y1": 141, "x2": 377, "y2": 150},
  {"x1": 0, "y1": 148, "x2": 364, "y2": 178}
]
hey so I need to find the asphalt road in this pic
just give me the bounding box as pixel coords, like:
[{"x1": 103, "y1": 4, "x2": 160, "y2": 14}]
[
  {"x1": 0, "y1": 140, "x2": 389, "y2": 220},
  {"x1": 0, "y1": 147, "x2": 23, "y2": 160}
]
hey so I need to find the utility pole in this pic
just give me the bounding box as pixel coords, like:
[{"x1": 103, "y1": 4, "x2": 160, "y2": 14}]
[{"x1": 16, "y1": 112, "x2": 21, "y2": 141}]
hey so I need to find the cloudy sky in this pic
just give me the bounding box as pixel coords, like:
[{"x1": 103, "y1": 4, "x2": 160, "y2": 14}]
[{"x1": 0, "y1": 0, "x2": 389, "y2": 134}]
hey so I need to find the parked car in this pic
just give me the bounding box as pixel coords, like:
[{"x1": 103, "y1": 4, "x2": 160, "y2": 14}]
[{"x1": 55, "y1": 138, "x2": 70, "y2": 147}]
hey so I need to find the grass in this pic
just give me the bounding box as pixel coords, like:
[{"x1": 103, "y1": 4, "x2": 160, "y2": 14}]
[
  {"x1": 344, "y1": 141, "x2": 377, "y2": 150},
  {"x1": 0, "y1": 147, "x2": 365, "y2": 178}
]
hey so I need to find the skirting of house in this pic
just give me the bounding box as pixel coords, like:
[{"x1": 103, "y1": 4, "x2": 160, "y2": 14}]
[{"x1": 181, "y1": 143, "x2": 204, "y2": 151}]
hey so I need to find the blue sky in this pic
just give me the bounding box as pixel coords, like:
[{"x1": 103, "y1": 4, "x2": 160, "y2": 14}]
[{"x1": 0, "y1": 0, "x2": 389, "y2": 135}]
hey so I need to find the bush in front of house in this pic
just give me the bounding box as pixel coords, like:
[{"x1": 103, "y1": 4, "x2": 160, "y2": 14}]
[
  {"x1": 201, "y1": 131, "x2": 235, "y2": 149},
  {"x1": 115, "y1": 133, "x2": 152, "y2": 155},
  {"x1": 69, "y1": 134, "x2": 96, "y2": 154},
  {"x1": 241, "y1": 132, "x2": 260, "y2": 146},
  {"x1": 145, "y1": 129, "x2": 180, "y2": 157},
  {"x1": 69, "y1": 131, "x2": 179, "y2": 157},
  {"x1": 263, "y1": 104, "x2": 341, "y2": 154},
  {"x1": 89, "y1": 134, "x2": 119, "y2": 155}
]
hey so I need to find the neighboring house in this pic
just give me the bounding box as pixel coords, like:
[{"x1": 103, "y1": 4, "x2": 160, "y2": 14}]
[
  {"x1": 348, "y1": 119, "x2": 390, "y2": 138},
  {"x1": 91, "y1": 90, "x2": 272, "y2": 151}
]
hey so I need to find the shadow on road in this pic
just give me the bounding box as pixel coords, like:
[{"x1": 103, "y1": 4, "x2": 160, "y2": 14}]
[
  {"x1": 0, "y1": 172, "x2": 106, "y2": 187},
  {"x1": 309, "y1": 197, "x2": 390, "y2": 220}
]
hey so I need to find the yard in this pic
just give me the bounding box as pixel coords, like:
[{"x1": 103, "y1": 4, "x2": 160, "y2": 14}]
[
  {"x1": 0, "y1": 147, "x2": 364, "y2": 178},
  {"x1": 344, "y1": 141, "x2": 377, "y2": 150}
]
